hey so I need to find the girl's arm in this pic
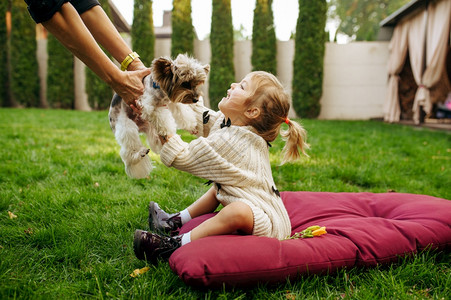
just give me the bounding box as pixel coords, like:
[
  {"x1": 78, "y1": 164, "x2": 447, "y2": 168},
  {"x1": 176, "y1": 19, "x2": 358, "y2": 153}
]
[{"x1": 160, "y1": 128, "x2": 261, "y2": 187}]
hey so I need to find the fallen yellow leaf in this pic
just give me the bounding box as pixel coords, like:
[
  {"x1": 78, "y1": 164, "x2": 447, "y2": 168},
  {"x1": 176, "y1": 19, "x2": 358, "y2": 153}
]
[
  {"x1": 285, "y1": 291, "x2": 296, "y2": 300},
  {"x1": 8, "y1": 211, "x2": 17, "y2": 219},
  {"x1": 130, "y1": 266, "x2": 150, "y2": 278}
]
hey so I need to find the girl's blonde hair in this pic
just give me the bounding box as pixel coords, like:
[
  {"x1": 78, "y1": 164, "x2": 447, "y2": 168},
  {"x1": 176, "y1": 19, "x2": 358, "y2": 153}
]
[{"x1": 245, "y1": 71, "x2": 309, "y2": 163}]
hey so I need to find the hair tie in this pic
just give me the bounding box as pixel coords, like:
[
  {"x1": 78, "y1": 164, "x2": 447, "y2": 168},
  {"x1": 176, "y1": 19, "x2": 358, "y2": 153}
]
[{"x1": 285, "y1": 117, "x2": 290, "y2": 124}]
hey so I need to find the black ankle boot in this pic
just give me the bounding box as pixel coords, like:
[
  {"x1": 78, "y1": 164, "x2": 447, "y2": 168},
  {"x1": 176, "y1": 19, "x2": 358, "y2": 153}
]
[
  {"x1": 133, "y1": 230, "x2": 182, "y2": 263},
  {"x1": 148, "y1": 201, "x2": 182, "y2": 235}
]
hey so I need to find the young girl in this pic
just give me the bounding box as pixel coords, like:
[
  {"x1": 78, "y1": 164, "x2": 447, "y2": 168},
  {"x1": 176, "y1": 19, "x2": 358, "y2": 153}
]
[{"x1": 133, "y1": 71, "x2": 309, "y2": 263}]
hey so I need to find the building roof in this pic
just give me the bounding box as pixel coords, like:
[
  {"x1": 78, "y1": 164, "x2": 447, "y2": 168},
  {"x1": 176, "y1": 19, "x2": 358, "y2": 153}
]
[
  {"x1": 155, "y1": 10, "x2": 172, "y2": 38},
  {"x1": 380, "y1": 0, "x2": 429, "y2": 27},
  {"x1": 108, "y1": 3, "x2": 173, "y2": 39}
]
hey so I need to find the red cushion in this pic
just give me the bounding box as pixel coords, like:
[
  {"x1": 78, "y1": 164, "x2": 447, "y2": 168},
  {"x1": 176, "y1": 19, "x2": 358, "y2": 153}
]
[{"x1": 169, "y1": 192, "x2": 451, "y2": 288}]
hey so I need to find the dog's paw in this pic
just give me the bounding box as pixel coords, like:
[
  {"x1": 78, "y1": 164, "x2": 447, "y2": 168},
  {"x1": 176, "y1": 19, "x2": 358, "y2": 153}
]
[
  {"x1": 132, "y1": 147, "x2": 150, "y2": 162},
  {"x1": 121, "y1": 146, "x2": 150, "y2": 164},
  {"x1": 122, "y1": 146, "x2": 153, "y2": 179},
  {"x1": 147, "y1": 137, "x2": 163, "y2": 154},
  {"x1": 152, "y1": 107, "x2": 177, "y2": 137},
  {"x1": 183, "y1": 120, "x2": 198, "y2": 132},
  {"x1": 125, "y1": 156, "x2": 153, "y2": 179},
  {"x1": 140, "y1": 148, "x2": 150, "y2": 157},
  {"x1": 168, "y1": 103, "x2": 197, "y2": 132}
]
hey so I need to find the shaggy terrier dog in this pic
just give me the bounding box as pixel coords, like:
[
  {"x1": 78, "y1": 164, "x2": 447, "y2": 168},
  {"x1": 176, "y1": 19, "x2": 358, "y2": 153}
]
[{"x1": 109, "y1": 54, "x2": 210, "y2": 179}]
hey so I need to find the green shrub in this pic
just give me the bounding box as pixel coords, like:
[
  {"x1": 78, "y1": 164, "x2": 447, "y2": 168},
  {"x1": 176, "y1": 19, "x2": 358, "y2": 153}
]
[
  {"x1": 292, "y1": 0, "x2": 327, "y2": 118},
  {"x1": 171, "y1": 0, "x2": 194, "y2": 57},
  {"x1": 251, "y1": 0, "x2": 276, "y2": 74},
  {"x1": 132, "y1": 0, "x2": 155, "y2": 66},
  {"x1": 10, "y1": 0, "x2": 39, "y2": 107},
  {"x1": 86, "y1": 0, "x2": 113, "y2": 109},
  {"x1": 47, "y1": 33, "x2": 74, "y2": 108},
  {"x1": 209, "y1": 0, "x2": 234, "y2": 110},
  {"x1": 0, "y1": 1, "x2": 8, "y2": 107}
]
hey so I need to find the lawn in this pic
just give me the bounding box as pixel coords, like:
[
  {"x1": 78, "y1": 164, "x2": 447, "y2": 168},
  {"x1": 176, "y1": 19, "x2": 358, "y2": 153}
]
[{"x1": 0, "y1": 108, "x2": 450, "y2": 299}]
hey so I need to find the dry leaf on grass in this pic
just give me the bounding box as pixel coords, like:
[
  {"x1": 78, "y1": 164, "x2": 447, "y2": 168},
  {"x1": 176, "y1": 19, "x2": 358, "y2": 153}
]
[
  {"x1": 130, "y1": 266, "x2": 150, "y2": 278},
  {"x1": 8, "y1": 211, "x2": 17, "y2": 219}
]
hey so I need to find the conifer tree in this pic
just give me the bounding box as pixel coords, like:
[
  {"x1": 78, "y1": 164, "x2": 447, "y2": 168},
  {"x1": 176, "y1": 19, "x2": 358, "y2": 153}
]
[
  {"x1": 292, "y1": 0, "x2": 327, "y2": 118},
  {"x1": 132, "y1": 0, "x2": 155, "y2": 66},
  {"x1": 209, "y1": 0, "x2": 234, "y2": 110},
  {"x1": 252, "y1": 0, "x2": 276, "y2": 74},
  {"x1": 171, "y1": 0, "x2": 194, "y2": 57}
]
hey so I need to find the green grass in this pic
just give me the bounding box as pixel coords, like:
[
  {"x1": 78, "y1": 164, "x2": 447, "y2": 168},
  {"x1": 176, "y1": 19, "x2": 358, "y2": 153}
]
[{"x1": 0, "y1": 108, "x2": 450, "y2": 299}]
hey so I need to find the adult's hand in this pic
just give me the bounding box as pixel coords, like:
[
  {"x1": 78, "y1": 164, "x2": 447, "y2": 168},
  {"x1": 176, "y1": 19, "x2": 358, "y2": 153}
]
[{"x1": 112, "y1": 68, "x2": 151, "y2": 107}]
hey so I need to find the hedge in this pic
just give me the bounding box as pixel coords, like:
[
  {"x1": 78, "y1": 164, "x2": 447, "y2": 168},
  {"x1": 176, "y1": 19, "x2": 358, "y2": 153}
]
[
  {"x1": 171, "y1": 0, "x2": 194, "y2": 57},
  {"x1": 251, "y1": 0, "x2": 276, "y2": 75},
  {"x1": 292, "y1": 0, "x2": 327, "y2": 118},
  {"x1": 209, "y1": 0, "x2": 235, "y2": 110},
  {"x1": 132, "y1": 0, "x2": 155, "y2": 67}
]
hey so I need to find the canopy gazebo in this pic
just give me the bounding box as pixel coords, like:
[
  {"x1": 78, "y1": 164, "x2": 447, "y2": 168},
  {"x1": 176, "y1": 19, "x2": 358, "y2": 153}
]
[{"x1": 380, "y1": 0, "x2": 451, "y2": 124}]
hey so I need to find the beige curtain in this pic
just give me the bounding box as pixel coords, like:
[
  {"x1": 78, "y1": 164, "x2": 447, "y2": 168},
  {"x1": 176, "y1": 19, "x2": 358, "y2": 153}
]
[
  {"x1": 384, "y1": 20, "x2": 409, "y2": 122},
  {"x1": 412, "y1": 0, "x2": 451, "y2": 123},
  {"x1": 407, "y1": 10, "x2": 427, "y2": 99}
]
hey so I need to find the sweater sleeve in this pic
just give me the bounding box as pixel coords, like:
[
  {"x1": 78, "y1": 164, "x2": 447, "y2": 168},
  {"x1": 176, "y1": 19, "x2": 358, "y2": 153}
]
[{"x1": 160, "y1": 126, "x2": 263, "y2": 187}]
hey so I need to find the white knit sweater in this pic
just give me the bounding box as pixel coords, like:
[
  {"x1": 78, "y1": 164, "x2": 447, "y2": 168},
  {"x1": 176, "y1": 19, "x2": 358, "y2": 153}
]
[{"x1": 160, "y1": 103, "x2": 292, "y2": 240}]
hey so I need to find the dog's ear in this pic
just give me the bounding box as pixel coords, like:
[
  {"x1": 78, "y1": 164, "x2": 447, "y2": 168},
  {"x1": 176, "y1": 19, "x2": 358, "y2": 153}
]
[{"x1": 151, "y1": 57, "x2": 173, "y2": 83}]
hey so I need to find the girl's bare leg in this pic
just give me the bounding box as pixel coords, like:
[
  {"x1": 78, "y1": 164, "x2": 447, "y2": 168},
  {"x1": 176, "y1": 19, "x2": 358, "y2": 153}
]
[
  {"x1": 190, "y1": 201, "x2": 254, "y2": 241},
  {"x1": 186, "y1": 186, "x2": 221, "y2": 218}
]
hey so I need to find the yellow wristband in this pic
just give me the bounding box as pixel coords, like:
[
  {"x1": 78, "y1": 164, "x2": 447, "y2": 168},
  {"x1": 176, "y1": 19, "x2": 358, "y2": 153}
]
[{"x1": 120, "y1": 52, "x2": 140, "y2": 71}]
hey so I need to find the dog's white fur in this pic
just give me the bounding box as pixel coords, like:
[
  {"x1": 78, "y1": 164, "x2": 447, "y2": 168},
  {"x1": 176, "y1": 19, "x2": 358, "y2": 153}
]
[
  {"x1": 113, "y1": 105, "x2": 154, "y2": 179},
  {"x1": 109, "y1": 54, "x2": 209, "y2": 179}
]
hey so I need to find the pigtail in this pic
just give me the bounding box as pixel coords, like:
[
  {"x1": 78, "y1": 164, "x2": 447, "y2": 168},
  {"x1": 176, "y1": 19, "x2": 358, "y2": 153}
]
[
  {"x1": 280, "y1": 119, "x2": 309, "y2": 164},
  {"x1": 244, "y1": 71, "x2": 310, "y2": 162}
]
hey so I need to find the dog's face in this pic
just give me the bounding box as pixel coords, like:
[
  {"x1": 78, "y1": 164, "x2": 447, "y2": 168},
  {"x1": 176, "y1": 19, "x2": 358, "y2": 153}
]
[{"x1": 151, "y1": 54, "x2": 210, "y2": 104}]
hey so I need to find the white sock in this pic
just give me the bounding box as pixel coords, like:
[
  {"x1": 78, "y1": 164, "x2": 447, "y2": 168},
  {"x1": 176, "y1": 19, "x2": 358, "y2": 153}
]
[
  {"x1": 181, "y1": 231, "x2": 191, "y2": 246},
  {"x1": 180, "y1": 208, "x2": 192, "y2": 225}
]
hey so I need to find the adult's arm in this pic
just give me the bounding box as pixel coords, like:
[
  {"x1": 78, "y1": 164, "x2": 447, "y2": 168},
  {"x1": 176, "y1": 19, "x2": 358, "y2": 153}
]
[
  {"x1": 79, "y1": 5, "x2": 145, "y2": 72},
  {"x1": 42, "y1": 3, "x2": 150, "y2": 105}
]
